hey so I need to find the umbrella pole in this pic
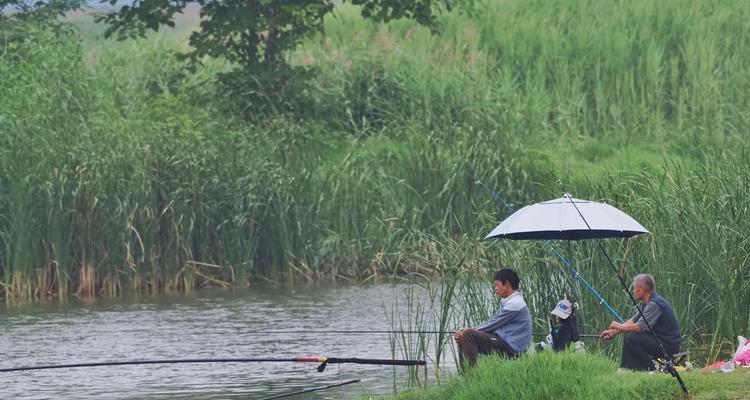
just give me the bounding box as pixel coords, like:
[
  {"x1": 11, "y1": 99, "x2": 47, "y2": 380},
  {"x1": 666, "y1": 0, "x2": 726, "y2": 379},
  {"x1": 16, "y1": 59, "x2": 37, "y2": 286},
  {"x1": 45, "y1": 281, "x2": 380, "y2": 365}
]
[
  {"x1": 564, "y1": 194, "x2": 689, "y2": 395},
  {"x1": 472, "y1": 176, "x2": 624, "y2": 322}
]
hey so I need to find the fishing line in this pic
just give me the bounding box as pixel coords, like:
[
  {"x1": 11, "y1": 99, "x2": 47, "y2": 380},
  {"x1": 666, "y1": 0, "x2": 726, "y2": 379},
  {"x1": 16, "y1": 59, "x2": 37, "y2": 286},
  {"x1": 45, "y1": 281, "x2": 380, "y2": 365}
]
[
  {"x1": 240, "y1": 329, "x2": 602, "y2": 338},
  {"x1": 337, "y1": 363, "x2": 344, "y2": 397}
]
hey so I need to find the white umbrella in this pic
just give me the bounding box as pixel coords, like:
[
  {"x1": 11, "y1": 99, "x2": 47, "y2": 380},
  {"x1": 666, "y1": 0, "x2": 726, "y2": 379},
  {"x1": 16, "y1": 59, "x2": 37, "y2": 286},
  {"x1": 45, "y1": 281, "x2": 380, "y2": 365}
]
[{"x1": 485, "y1": 194, "x2": 649, "y2": 241}]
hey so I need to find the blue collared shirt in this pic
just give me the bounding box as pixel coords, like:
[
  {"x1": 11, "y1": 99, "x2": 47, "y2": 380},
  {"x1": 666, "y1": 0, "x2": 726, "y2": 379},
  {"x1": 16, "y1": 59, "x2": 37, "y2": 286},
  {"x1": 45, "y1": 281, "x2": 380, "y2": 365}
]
[{"x1": 473, "y1": 291, "x2": 533, "y2": 354}]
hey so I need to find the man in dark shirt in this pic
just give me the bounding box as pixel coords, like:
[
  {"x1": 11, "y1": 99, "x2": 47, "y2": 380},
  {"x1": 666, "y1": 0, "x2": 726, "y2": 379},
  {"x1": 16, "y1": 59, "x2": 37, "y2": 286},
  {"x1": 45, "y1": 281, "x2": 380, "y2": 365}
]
[{"x1": 600, "y1": 274, "x2": 682, "y2": 371}]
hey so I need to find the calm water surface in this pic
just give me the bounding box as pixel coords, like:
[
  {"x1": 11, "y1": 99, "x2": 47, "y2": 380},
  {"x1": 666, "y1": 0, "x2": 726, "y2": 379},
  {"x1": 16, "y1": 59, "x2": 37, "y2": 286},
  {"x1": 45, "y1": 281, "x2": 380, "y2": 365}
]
[{"x1": 0, "y1": 284, "x2": 457, "y2": 399}]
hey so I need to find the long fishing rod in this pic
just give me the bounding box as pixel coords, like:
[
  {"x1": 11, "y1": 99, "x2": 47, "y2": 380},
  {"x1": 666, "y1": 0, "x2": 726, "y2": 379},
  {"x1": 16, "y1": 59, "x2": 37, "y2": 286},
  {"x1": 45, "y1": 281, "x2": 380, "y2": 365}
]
[
  {"x1": 471, "y1": 174, "x2": 625, "y2": 323},
  {"x1": 260, "y1": 379, "x2": 361, "y2": 400},
  {"x1": 563, "y1": 192, "x2": 688, "y2": 395},
  {"x1": 0, "y1": 357, "x2": 425, "y2": 374},
  {"x1": 241, "y1": 329, "x2": 602, "y2": 338}
]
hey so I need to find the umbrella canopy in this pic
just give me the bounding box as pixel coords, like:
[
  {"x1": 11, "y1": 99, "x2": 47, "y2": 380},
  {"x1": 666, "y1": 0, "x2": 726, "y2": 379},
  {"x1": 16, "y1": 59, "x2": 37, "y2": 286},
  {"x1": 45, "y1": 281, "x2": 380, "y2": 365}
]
[{"x1": 485, "y1": 194, "x2": 649, "y2": 241}]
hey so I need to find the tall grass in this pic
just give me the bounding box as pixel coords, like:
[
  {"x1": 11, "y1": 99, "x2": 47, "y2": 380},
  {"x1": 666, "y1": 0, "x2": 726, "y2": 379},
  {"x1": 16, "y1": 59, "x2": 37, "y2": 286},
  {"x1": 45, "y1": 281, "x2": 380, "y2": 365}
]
[
  {"x1": 0, "y1": 19, "x2": 537, "y2": 299},
  {"x1": 1, "y1": 0, "x2": 749, "y2": 364}
]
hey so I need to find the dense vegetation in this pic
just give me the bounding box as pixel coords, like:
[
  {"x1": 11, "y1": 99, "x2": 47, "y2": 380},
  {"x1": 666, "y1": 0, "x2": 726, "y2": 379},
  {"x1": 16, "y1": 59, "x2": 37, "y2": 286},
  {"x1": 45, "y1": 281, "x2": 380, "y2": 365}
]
[{"x1": 1, "y1": 0, "x2": 748, "y2": 364}]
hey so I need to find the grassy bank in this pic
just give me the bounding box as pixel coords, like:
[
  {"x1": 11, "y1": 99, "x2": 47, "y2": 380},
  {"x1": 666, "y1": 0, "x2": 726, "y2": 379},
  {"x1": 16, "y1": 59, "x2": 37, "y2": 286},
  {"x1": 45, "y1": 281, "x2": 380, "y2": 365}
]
[
  {"x1": 0, "y1": 0, "x2": 748, "y2": 362},
  {"x1": 389, "y1": 352, "x2": 750, "y2": 400}
]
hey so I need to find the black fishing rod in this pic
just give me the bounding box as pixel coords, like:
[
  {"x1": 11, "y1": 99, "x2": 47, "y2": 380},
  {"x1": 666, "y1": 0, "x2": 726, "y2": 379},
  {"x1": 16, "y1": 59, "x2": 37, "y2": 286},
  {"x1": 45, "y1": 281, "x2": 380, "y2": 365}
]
[
  {"x1": 471, "y1": 174, "x2": 625, "y2": 323},
  {"x1": 260, "y1": 379, "x2": 361, "y2": 400},
  {"x1": 241, "y1": 329, "x2": 602, "y2": 338},
  {"x1": 0, "y1": 357, "x2": 425, "y2": 374},
  {"x1": 563, "y1": 193, "x2": 688, "y2": 395}
]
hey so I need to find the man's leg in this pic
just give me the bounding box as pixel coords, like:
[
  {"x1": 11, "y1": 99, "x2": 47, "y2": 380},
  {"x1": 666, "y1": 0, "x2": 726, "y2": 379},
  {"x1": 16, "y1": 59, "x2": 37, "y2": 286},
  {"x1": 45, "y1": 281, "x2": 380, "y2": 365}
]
[
  {"x1": 620, "y1": 332, "x2": 662, "y2": 371},
  {"x1": 488, "y1": 334, "x2": 516, "y2": 357},
  {"x1": 456, "y1": 329, "x2": 499, "y2": 367}
]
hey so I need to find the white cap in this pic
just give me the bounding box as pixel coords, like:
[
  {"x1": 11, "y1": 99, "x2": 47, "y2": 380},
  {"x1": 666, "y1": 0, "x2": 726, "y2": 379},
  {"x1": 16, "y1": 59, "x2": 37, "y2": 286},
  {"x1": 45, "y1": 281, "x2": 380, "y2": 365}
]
[{"x1": 551, "y1": 299, "x2": 573, "y2": 319}]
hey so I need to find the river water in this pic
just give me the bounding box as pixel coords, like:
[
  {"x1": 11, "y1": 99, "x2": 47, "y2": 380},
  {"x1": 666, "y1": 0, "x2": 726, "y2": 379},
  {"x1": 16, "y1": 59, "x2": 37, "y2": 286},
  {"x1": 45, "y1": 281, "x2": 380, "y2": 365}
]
[{"x1": 0, "y1": 283, "x2": 459, "y2": 399}]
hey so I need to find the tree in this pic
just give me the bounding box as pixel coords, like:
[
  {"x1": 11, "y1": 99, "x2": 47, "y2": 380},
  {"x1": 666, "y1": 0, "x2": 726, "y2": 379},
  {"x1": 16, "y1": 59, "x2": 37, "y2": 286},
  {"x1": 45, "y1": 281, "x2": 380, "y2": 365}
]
[
  {"x1": 99, "y1": 0, "x2": 452, "y2": 70},
  {"x1": 1, "y1": 0, "x2": 83, "y2": 23},
  {"x1": 0, "y1": 0, "x2": 83, "y2": 28},
  {"x1": 96, "y1": 0, "x2": 460, "y2": 117},
  {"x1": 1, "y1": 0, "x2": 84, "y2": 55}
]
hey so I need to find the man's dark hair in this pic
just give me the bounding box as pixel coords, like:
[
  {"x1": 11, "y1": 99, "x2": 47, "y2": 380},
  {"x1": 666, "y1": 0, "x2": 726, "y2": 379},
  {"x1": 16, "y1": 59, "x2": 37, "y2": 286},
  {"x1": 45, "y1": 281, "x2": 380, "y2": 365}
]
[{"x1": 494, "y1": 268, "x2": 520, "y2": 289}]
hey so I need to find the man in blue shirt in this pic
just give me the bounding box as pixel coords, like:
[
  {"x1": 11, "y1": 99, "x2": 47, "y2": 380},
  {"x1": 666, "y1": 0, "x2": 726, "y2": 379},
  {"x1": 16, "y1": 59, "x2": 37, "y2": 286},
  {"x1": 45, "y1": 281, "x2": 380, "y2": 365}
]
[
  {"x1": 453, "y1": 268, "x2": 533, "y2": 368},
  {"x1": 600, "y1": 274, "x2": 682, "y2": 371}
]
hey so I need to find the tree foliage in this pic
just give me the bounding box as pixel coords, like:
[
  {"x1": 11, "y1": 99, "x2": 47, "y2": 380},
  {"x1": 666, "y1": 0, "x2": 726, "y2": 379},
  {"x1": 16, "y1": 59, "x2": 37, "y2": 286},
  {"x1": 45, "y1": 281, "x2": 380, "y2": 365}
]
[
  {"x1": 98, "y1": 0, "x2": 453, "y2": 70},
  {"x1": 1, "y1": 0, "x2": 83, "y2": 55},
  {"x1": 95, "y1": 0, "x2": 461, "y2": 118},
  {"x1": 1, "y1": 0, "x2": 82, "y2": 23},
  {"x1": 3, "y1": 0, "x2": 464, "y2": 118}
]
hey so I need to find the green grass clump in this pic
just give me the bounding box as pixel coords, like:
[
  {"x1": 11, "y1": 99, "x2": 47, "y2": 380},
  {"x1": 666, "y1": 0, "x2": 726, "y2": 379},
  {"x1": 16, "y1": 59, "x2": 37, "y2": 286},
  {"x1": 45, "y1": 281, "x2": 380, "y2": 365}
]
[
  {"x1": 394, "y1": 352, "x2": 676, "y2": 400},
  {"x1": 391, "y1": 352, "x2": 750, "y2": 400}
]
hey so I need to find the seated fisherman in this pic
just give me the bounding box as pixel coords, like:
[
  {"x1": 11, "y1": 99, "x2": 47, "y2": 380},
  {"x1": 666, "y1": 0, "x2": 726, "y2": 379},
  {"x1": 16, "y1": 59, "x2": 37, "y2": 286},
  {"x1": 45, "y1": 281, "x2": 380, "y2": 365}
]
[
  {"x1": 453, "y1": 268, "x2": 532, "y2": 368},
  {"x1": 600, "y1": 274, "x2": 682, "y2": 371}
]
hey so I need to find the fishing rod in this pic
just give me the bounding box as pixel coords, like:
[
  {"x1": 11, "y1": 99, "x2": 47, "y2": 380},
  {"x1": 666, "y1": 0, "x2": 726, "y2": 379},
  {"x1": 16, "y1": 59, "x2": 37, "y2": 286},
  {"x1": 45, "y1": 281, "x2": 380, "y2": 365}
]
[
  {"x1": 470, "y1": 174, "x2": 625, "y2": 323},
  {"x1": 563, "y1": 192, "x2": 688, "y2": 395},
  {"x1": 0, "y1": 357, "x2": 425, "y2": 374},
  {"x1": 260, "y1": 379, "x2": 361, "y2": 400},
  {"x1": 241, "y1": 329, "x2": 602, "y2": 338}
]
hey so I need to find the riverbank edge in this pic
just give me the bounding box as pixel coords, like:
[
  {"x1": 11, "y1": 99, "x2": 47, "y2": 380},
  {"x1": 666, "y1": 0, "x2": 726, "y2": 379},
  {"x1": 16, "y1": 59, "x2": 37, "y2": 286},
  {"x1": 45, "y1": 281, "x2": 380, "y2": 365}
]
[{"x1": 381, "y1": 352, "x2": 750, "y2": 400}]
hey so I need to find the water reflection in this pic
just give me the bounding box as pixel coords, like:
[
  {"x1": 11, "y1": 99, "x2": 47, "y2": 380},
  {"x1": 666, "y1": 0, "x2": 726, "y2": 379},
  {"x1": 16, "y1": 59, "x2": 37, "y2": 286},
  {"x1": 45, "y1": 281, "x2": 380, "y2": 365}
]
[{"x1": 0, "y1": 284, "x2": 458, "y2": 399}]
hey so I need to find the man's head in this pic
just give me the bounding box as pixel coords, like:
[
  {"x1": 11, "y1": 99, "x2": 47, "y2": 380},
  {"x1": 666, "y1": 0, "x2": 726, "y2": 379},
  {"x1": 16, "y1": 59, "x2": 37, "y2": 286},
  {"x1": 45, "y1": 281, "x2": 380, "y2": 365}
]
[
  {"x1": 632, "y1": 274, "x2": 655, "y2": 302},
  {"x1": 494, "y1": 268, "x2": 520, "y2": 298}
]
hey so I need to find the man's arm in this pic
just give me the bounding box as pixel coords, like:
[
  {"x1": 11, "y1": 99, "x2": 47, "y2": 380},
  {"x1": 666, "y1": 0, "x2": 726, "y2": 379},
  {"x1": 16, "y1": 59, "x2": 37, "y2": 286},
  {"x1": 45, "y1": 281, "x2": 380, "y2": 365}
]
[
  {"x1": 600, "y1": 319, "x2": 636, "y2": 340},
  {"x1": 475, "y1": 294, "x2": 529, "y2": 333},
  {"x1": 455, "y1": 302, "x2": 516, "y2": 341},
  {"x1": 632, "y1": 302, "x2": 662, "y2": 332},
  {"x1": 600, "y1": 302, "x2": 662, "y2": 339},
  {"x1": 473, "y1": 307, "x2": 514, "y2": 333},
  {"x1": 609, "y1": 319, "x2": 642, "y2": 333}
]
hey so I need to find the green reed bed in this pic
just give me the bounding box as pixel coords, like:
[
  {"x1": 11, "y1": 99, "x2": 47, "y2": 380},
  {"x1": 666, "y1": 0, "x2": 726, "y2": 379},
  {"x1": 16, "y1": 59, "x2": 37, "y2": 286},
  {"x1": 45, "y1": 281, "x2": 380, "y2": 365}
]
[
  {"x1": 0, "y1": 0, "x2": 749, "y2": 363},
  {"x1": 1, "y1": 25, "x2": 262, "y2": 296},
  {"x1": 0, "y1": 22, "x2": 536, "y2": 299}
]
